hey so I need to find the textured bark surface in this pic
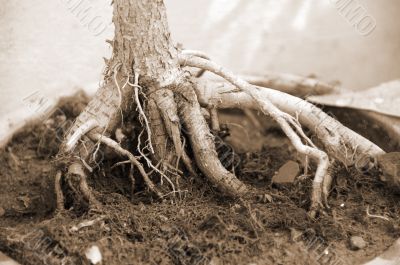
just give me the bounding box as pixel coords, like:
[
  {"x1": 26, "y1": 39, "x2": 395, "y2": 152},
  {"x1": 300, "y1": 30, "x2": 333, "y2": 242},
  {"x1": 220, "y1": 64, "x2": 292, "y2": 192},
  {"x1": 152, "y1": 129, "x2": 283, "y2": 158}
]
[
  {"x1": 63, "y1": 0, "x2": 182, "y2": 156},
  {"x1": 109, "y1": 0, "x2": 182, "y2": 167},
  {"x1": 110, "y1": 0, "x2": 180, "y2": 87}
]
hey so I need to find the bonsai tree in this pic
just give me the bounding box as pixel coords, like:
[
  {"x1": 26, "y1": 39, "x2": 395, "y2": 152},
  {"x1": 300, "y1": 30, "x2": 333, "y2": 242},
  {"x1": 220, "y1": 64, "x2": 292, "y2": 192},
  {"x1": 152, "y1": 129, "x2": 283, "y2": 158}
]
[{"x1": 54, "y1": 0, "x2": 391, "y2": 218}]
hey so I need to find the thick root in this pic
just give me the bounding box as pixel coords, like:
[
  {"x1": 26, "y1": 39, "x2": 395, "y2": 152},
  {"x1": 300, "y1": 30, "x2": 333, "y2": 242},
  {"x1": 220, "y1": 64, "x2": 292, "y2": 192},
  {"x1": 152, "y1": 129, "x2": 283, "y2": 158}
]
[
  {"x1": 55, "y1": 161, "x2": 100, "y2": 213},
  {"x1": 147, "y1": 91, "x2": 175, "y2": 165},
  {"x1": 69, "y1": 162, "x2": 100, "y2": 206},
  {"x1": 174, "y1": 79, "x2": 248, "y2": 197},
  {"x1": 60, "y1": 80, "x2": 129, "y2": 154},
  {"x1": 194, "y1": 79, "x2": 385, "y2": 165},
  {"x1": 195, "y1": 76, "x2": 385, "y2": 212},
  {"x1": 151, "y1": 89, "x2": 198, "y2": 177},
  {"x1": 180, "y1": 54, "x2": 336, "y2": 212},
  {"x1": 55, "y1": 63, "x2": 143, "y2": 209},
  {"x1": 180, "y1": 49, "x2": 210, "y2": 78}
]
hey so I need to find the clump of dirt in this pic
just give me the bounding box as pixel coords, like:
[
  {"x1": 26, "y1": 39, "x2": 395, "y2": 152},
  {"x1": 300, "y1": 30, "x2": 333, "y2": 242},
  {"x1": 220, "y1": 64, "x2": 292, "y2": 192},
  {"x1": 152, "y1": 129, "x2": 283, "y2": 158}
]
[{"x1": 0, "y1": 93, "x2": 399, "y2": 265}]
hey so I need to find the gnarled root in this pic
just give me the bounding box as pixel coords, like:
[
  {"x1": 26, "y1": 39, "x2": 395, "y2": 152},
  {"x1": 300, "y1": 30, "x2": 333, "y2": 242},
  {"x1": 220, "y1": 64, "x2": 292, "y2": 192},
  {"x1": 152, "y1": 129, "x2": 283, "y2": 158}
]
[
  {"x1": 179, "y1": 53, "x2": 384, "y2": 215},
  {"x1": 55, "y1": 160, "x2": 101, "y2": 213},
  {"x1": 194, "y1": 78, "x2": 385, "y2": 165},
  {"x1": 54, "y1": 72, "x2": 136, "y2": 211},
  {"x1": 68, "y1": 162, "x2": 100, "y2": 206},
  {"x1": 174, "y1": 79, "x2": 248, "y2": 197},
  {"x1": 53, "y1": 48, "x2": 386, "y2": 218},
  {"x1": 150, "y1": 89, "x2": 197, "y2": 177}
]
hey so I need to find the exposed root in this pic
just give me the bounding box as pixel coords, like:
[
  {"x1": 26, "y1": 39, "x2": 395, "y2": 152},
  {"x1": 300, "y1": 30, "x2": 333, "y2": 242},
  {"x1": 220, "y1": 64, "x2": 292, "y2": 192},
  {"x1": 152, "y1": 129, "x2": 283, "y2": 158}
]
[
  {"x1": 174, "y1": 79, "x2": 248, "y2": 197},
  {"x1": 366, "y1": 205, "x2": 390, "y2": 222},
  {"x1": 180, "y1": 55, "x2": 331, "y2": 213},
  {"x1": 180, "y1": 53, "x2": 337, "y2": 98},
  {"x1": 112, "y1": 62, "x2": 130, "y2": 123},
  {"x1": 181, "y1": 49, "x2": 210, "y2": 78},
  {"x1": 131, "y1": 72, "x2": 155, "y2": 154},
  {"x1": 88, "y1": 132, "x2": 162, "y2": 198},
  {"x1": 69, "y1": 215, "x2": 106, "y2": 233},
  {"x1": 67, "y1": 162, "x2": 101, "y2": 208},
  {"x1": 63, "y1": 119, "x2": 98, "y2": 153},
  {"x1": 209, "y1": 106, "x2": 221, "y2": 132},
  {"x1": 194, "y1": 79, "x2": 385, "y2": 165},
  {"x1": 236, "y1": 73, "x2": 338, "y2": 98},
  {"x1": 151, "y1": 89, "x2": 198, "y2": 177},
  {"x1": 181, "y1": 50, "x2": 262, "y2": 130},
  {"x1": 181, "y1": 50, "x2": 384, "y2": 162},
  {"x1": 180, "y1": 50, "x2": 336, "y2": 131},
  {"x1": 146, "y1": 95, "x2": 172, "y2": 164},
  {"x1": 196, "y1": 75, "x2": 386, "y2": 211},
  {"x1": 322, "y1": 163, "x2": 334, "y2": 208},
  {"x1": 181, "y1": 49, "x2": 210, "y2": 60},
  {"x1": 54, "y1": 160, "x2": 98, "y2": 212}
]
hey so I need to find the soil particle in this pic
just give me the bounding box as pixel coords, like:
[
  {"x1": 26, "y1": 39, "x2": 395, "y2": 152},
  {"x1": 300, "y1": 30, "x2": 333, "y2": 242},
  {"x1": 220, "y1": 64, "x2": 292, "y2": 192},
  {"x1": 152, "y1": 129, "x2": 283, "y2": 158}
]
[
  {"x1": 84, "y1": 245, "x2": 102, "y2": 264},
  {"x1": 350, "y1": 236, "x2": 367, "y2": 250},
  {"x1": 272, "y1": 160, "x2": 300, "y2": 184}
]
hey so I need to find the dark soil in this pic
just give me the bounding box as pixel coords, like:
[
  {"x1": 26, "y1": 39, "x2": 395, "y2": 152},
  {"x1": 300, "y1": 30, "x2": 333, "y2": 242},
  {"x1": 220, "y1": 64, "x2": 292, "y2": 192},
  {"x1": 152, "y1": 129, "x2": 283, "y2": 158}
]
[{"x1": 0, "y1": 93, "x2": 399, "y2": 265}]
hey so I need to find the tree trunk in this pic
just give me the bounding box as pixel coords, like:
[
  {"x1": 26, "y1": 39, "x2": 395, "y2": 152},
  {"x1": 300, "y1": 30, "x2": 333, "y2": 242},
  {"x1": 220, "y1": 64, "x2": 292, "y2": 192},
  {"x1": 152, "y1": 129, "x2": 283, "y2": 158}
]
[
  {"x1": 107, "y1": 0, "x2": 181, "y2": 167},
  {"x1": 109, "y1": 0, "x2": 180, "y2": 87}
]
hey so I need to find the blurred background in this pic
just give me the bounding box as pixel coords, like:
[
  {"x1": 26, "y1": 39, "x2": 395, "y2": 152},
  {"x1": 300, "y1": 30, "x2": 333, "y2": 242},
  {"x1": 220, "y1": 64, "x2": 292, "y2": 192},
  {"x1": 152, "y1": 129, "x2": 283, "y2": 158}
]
[{"x1": 0, "y1": 0, "x2": 399, "y2": 140}]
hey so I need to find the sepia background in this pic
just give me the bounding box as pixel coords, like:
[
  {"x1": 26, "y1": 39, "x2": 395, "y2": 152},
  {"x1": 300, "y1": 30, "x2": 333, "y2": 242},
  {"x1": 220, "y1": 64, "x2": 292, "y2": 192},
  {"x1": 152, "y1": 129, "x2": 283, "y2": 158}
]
[{"x1": 0, "y1": 0, "x2": 399, "y2": 140}]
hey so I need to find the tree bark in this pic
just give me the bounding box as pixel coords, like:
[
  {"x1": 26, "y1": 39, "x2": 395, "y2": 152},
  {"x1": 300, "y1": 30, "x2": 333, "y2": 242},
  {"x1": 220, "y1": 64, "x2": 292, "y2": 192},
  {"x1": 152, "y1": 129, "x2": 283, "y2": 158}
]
[
  {"x1": 107, "y1": 0, "x2": 183, "y2": 167},
  {"x1": 109, "y1": 0, "x2": 180, "y2": 87}
]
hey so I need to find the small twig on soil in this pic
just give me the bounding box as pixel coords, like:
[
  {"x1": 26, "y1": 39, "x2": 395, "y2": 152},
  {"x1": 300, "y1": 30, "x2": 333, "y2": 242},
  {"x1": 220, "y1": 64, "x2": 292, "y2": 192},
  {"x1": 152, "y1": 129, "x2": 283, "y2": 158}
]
[
  {"x1": 160, "y1": 189, "x2": 188, "y2": 199},
  {"x1": 69, "y1": 215, "x2": 106, "y2": 232},
  {"x1": 111, "y1": 160, "x2": 131, "y2": 168},
  {"x1": 55, "y1": 170, "x2": 65, "y2": 212},
  {"x1": 240, "y1": 199, "x2": 263, "y2": 235},
  {"x1": 366, "y1": 205, "x2": 390, "y2": 221}
]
